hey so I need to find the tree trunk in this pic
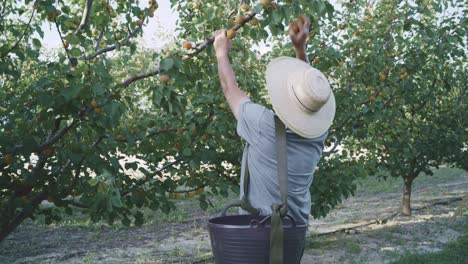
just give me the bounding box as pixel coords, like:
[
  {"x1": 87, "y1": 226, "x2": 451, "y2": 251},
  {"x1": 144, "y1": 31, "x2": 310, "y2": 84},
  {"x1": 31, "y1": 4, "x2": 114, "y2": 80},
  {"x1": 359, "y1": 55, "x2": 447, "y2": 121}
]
[
  {"x1": 0, "y1": 192, "x2": 47, "y2": 242},
  {"x1": 402, "y1": 175, "x2": 414, "y2": 216}
]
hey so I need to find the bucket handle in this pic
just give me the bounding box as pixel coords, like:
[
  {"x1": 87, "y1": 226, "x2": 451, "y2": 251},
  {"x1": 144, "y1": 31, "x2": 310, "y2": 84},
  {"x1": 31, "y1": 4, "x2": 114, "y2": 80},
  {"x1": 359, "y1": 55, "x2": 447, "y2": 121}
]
[
  {"x1": 220, "y1": 200, "x2": 242, "y2": 217},
  {"x1": 249, "y1": 214, "x2": 297, "y2": 228}
]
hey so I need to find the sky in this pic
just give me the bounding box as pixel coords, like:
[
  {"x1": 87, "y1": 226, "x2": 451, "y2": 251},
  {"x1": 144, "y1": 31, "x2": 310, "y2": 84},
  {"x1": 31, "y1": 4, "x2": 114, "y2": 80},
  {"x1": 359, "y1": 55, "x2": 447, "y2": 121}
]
[
  {"x1": 38, "y1": 0, "x2": 463, "y2": 53},
  {"x1": 40, "y1": 0, "x2": 178, "y2": 50}
]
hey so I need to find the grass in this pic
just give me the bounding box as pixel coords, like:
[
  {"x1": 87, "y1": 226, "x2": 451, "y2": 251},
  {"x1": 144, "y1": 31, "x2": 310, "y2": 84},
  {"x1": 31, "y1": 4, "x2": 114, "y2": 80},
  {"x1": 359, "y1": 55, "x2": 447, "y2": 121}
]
[
  {"x1": 346, "y1": 239, "x2": 362, "y2": 254},
  {"x1": 355, "y1": 167, "x2": 467, "y2": 195},
  {"x1": 30, "y1": 167, "x2": 465, "y2": 230},
  {"x1": 31, "y1": 190, "x2": 236, "y2": 230},
  {"x1": 390, "y1": 231, "x2": 468, "y2": 264}
]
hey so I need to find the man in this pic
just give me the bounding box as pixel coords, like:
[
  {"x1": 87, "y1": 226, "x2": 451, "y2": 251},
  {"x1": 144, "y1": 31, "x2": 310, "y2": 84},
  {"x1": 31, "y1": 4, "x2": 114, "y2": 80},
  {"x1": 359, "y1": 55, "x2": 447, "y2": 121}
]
[{"x1": 213, "y1": 15, "x2": 335, "y2": 235}]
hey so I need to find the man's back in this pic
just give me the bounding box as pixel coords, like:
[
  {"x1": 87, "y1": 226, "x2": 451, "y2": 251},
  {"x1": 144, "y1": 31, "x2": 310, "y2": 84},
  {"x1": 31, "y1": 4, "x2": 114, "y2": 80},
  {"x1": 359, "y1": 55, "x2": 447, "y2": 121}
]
[{"x1": 237, "y1": 100, "x2": 328, "y2": 225}]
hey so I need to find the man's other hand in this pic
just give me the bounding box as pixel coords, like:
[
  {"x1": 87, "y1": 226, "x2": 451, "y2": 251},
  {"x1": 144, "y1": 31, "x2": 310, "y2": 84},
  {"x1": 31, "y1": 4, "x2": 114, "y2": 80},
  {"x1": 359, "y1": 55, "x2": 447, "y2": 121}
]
[
  {"x1": 213, "y1": 29, "x2": 232, "y2": 58},
  {"x1": 289, "y1": 15, "x2": 311, "y2": 50}
]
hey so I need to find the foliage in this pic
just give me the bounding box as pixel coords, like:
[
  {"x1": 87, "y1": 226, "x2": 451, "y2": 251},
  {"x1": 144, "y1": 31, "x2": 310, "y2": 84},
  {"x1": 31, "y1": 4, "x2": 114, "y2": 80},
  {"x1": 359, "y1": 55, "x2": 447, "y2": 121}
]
[
  {"x1": 0, "y1": 0, "x2": 337, "y2": 240},
  {"x1": 0, "y1": 0, "x2": 465, "y2": 241},
  {"x1": 292, "y1": 0, "x2": 466, "y2": 217}
]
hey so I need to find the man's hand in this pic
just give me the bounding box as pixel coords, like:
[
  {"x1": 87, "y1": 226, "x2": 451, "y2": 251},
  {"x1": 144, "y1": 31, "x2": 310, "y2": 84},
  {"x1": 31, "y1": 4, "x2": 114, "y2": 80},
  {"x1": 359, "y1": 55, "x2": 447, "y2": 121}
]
[
  {"x1": 289, "y1": 15, "x2": 311, "y2": 63},
  {"x1": 213, "y1": 29, "x2": 232, "y2": 58},
  {"x1": 289, "y1": 15, "x2": 311, "y2": 50}
]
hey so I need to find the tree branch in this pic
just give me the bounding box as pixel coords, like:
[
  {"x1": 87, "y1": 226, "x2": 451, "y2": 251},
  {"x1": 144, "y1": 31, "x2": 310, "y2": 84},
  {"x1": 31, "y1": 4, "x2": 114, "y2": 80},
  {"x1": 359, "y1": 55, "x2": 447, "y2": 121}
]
[
  {"x1": 94, "y1": 31, "x2": 104, "y2": 51},
  {"x1": 121, "y1": 12, "x2": 258, "y2": 87},
  {"x1": 83, "y1": 17, "x2": 145, "y2": 61},
  {"x1": 64, "y1": 200, "x2": 90, "y2": 208},
  {"x1": 0, "y1": 8, "x2": 36, "y2": 58},
  {"x1": 122, "y1": 66, "x2": 161, "y2": 87},
  {"x1": 0, "y1": 192, "x2": 48, "y2": 242},
  {"x1": 37, "y1": 120, "x2": 78, "y2": 151},
  {"x1": 156, "y1": 158, "x2": 183, "y2": 174},
  {"x1": 75, "y1": 0, "x2": 94, "y2": 34},
  {"x1": 62, "y1": 134, "x2": 106, "y2": 196}
]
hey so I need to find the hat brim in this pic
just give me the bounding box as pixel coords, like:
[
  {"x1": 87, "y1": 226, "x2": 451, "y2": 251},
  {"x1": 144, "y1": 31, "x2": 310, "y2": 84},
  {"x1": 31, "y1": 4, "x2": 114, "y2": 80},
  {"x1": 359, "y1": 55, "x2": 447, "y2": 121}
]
[{"x1": 266, "y1": 56, "x2": 336, "y2": 139}]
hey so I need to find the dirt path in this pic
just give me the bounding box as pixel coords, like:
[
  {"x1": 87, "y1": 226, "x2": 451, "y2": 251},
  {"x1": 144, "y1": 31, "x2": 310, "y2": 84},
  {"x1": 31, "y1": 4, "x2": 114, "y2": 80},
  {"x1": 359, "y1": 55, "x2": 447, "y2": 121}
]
[{"x1": 1, "y1": 174, "x2": 466, "y2": 264}]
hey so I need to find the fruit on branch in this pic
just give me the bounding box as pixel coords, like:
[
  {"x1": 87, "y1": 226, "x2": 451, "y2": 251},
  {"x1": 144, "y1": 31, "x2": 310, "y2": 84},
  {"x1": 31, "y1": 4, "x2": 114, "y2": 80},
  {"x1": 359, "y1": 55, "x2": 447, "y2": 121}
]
[
  {"x1": 226, "y1": 29, "x2": 236, "y2": 39},
  {"x1": 241, "y1": 3, "x2": 250, "y2": 12},
  {"x1": 71, "y1": 66, "x2": 77, "y2": 71},
  {"x1": 201, "y1": 134, "x2": 208, "y2": 142},
  {"x1": 116, "y1": 134, "x2": 125, "y2": 141},
  {"x1": 261, "y1": 0, "x2": 271, "y2": 6},
  {"x1": 235, "y1": 15, "x2": 245, "y2": 25},
  {"x1": 63, "y1": 40, "x2": 69, "y2": 49},
  {"x1": 263, "y1": 1, "x2": 276, "y2": 11},
  {"x1": 173, "y1": 142, "x2": 181, "y2": 150},
  {"x1": 111, "y1": 22, "x2": 118, "y2": 28},
  {"x1": 165, "y1": 51, "x2": 173, "y2": 58},
  {"x1": 91, "y1": 98, "x2": 98, "y2": 108},
  {"x1": 313, "y1": 57, "x2": 320, "y2": 64},
  {"x1": 379, "y1": 72, "x2": 386, "y2": 81},
  {"x1": 41, "y1": 147, "x2": 54, "y2": 157},
  {"x1": 399, "y1": 73, "x2": 408, "y2": 80},
  {"x1": 290, "y1": 22, "x2": 299, "y2": 33},
  {"x1": 249, "y1": 18, "x2": 259, "y2": 26},
  {"x1": 182, "y1": 41, "x2": 193, "y2": 50},
  {"x1": 192, "y1": 1, "x2": 202, "y2": 10},
  {"x1": 159, "y1": 75, "x2": 170, "y2": 83},
  {"x1": 3, "y1": 154, "x2": 13, "y2": 165},
  {"x1": 192, "y1": 128, "x2": 199, "y2": 136},
  {"x1": 176, "y1": 128, "x2": 184, "y2": 136},
  {"x1": 136, "y1": 19, "x2": 142, "y2": 27}
]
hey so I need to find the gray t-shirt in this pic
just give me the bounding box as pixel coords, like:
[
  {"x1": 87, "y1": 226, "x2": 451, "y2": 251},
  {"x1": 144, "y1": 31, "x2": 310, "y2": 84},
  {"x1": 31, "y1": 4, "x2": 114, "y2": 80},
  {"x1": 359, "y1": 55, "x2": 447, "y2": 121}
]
[{"x1": 237, "y1": 100, "x2": 328, "y2": 226}]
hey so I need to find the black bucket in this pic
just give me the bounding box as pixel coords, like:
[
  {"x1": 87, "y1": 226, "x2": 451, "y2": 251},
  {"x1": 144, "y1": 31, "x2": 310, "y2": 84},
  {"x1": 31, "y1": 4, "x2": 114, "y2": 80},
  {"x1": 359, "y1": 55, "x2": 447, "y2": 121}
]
[{"x1": 208, "y1": 214, "x2": 307, "y2": 264}]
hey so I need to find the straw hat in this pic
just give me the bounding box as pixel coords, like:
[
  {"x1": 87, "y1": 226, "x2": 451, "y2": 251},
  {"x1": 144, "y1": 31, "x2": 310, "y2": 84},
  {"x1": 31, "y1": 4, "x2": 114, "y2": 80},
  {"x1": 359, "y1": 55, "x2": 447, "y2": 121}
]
[{"x1": 265, "y1": 56, "x2": 335, "y2": 139}]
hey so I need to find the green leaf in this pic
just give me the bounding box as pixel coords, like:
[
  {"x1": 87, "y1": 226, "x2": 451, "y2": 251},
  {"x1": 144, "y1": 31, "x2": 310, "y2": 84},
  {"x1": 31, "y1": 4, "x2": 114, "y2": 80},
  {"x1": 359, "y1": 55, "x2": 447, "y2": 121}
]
[
  {"x1": 104, "y1": 101, "x2": 123, "y2": 126},
  {"x1": 160, "y1": 58, "x2": 174, "y2": 71},
  {"x1": 69, "y1": 48, "x2": 81, "y2": 57},
  {"x1": 253, "y1": 3, "x2": 263, "y2": 13},
  {"x1": 111, "y1": 191, "x2": 123, "y2": 208},
  {"x1": 32, "y1": 38, "x2": 41, "y2": 49},
  {"x1": 134, "y1": 211, "x2": 144, "y2": 226},
  {"x1": 183, "y1": 148, "x2": 191, "y2": 156},
  {"x1": 122, "y1": 217, "x2": 131, "y2": 227},
  {"x1": 61, "y1": 84, "x2": 82, "y2": 101}
]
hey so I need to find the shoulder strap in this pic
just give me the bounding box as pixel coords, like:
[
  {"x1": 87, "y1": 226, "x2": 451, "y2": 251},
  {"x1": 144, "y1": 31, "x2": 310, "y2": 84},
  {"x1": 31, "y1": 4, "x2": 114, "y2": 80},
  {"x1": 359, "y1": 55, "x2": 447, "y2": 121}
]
[
  {"x1": 239, "y1": 148, "x2": 260, "y2": 215},
  {"x1": 270, "y1": 116, "x2": 288, "y2": 264}
]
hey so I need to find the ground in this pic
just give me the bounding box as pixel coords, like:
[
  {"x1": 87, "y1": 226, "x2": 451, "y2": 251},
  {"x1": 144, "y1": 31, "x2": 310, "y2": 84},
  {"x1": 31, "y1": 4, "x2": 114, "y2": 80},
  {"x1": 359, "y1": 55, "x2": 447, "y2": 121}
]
[{"x1": 0, "y1": 168, "x2": 466, "y2": 264}]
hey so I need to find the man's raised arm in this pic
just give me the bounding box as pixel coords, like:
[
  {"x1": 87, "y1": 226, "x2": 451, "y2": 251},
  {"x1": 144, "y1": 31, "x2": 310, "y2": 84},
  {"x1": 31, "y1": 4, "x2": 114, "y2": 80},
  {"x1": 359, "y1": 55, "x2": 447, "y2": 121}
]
[
  {"x1": 289, "y1": 15, "x2": 311, "y2": 64},
  {"x1": 213, "y1": 30, "x2": 249, "y2": 120}
]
